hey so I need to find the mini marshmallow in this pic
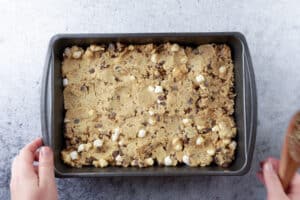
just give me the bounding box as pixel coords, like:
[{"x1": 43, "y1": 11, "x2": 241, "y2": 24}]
[
  {"x1": 148, "y1": 110, "x2": 155, "y2": 116},
  {"x1": 63, "y1": 78, "x2": 68, "y2": 86},
  {"x1": 206, "y1": 148, "x2": 216, "y2": 156},
  {"x1": 145, "y1": 158, "x2": 154, "y2": 166},
  {"x1": 63, "y1": 47, "x2": 71, "y2": 58},
  {"x1": 148, "y1": 118, "x2": 156, "y2": 125},
  {"x1": 174, "y1": 144, "x2": 182, "y2": 151},
  {"x1": 182, "y1": 155, "x2": 190, "y2": 165},
  {"x1": 64, "y1": 118, "x2": 71, "y2": 123},
  {"x1": 182, "y1": 118, "x2": 190, "y2": 124},
  {"x1": 151, "y1": 54, "x2": 158, "y2": 63},
  {"x1": 93, "y1": 139, "x2": 103, "y2": 148},
  {"x1": 72, "y1": 51, "x2": 82, "y2": 59},
  {"x1": 154, "y1": 86, "x2": 163, "y2": 93},
  {"x1": 70, "y1": 151, "x2": 78, "y2": 160},
  {"x1": 77, "y1": 144, "x2": 85, "y2": 152},
  {"x1": 229, "y1": 141, "x2": 237, "y2": 150},
  {"x1": 219, "y1": 66, "x2": 227, "y2": 74},
  {"x1": 148, "y1": 86, "x2": 155, "y2": 92},
  {"x1": 118, "y1": 140, "x2": 125, "y2": 146},
  {"x1": 111, "y1": 128, "x2": 120, "y2": 142},
  {"x1": 171, "y1": 44, "x2": 180, "y2": 52},
  {"x1": 212, "y1": 125, "x2": 219, "y2": 132},
  {"x1": 114, "y1": 127, "x2": 120, "y2": 134},
  {"x1": 164, "y1": 156, "x2": 172, "y2": 166},
  {"x1": 138, "y1": 129, "x2": 146, "y2": 138},
  {"x1": 196, "y1": 136, "x2": 204, "y2": 145},
  {"x1": 195, "y1": 74, "x2": 205, "y2": 83},
  {"x1": 115, "y1": 155, "x2": 123, "y2": 162}
]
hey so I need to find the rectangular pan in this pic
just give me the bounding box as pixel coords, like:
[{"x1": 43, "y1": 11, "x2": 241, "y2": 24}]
[{"x1": 41, "y1": 32, "x2": 257, "y2": 177}]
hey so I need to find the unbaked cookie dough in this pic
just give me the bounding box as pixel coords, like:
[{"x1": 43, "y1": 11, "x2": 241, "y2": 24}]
[{"x1": 61, "y1": 42, "x2": 237, "y2": 168}]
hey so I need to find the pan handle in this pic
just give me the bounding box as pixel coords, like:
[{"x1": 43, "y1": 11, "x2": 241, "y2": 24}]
[
  {"x1": 244, "y1": 45, "x2": 257, "y2": 162},
  {"x1": 40, "y1": 49, "x2": 52, "y2": 146}
]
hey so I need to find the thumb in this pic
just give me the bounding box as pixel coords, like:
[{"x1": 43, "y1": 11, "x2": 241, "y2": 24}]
[
  {"x1": 39, "y1": 147, "x2": 56, "y2": 188},
  {"x1": 263, "y1": 161, "x2": 287, "y2": 200}
]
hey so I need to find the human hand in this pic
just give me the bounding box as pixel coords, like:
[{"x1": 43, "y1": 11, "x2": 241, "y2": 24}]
[
  {"x1": 10, "y1": 138, "x2": 58, "y2": 200},
  {"x1": 257, "y1": 157, "x2": 300, "y2": 200}
]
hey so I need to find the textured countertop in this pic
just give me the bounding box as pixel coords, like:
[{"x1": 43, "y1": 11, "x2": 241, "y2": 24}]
[{"x1": 1, "y1": 0, "x2": 300, "y2": 199}]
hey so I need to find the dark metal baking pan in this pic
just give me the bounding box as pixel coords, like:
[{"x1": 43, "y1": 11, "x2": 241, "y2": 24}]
[{"x1": 41, "y1": 32, "x2": 257, "y2": 177}]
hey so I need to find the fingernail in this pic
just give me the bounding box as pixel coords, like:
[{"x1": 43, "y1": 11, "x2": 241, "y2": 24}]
[
  {"x1": 264, "y1": 162, "x2": 273, "y2": 172},
  {"x1": 40, "y1": 147, "x2": 51, "y2": 157}
]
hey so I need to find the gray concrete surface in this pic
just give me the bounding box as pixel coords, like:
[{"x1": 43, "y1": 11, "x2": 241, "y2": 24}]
[{"x1": 1, "y1": 0, "x2": 300, "y2": 199}]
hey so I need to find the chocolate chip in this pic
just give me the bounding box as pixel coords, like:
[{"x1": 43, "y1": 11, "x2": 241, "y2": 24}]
[
  {"x1": 156, "y1": 44, "x2": 165, "y2": 53},
  {"x1": 221, "y1": 162, "x2": 230, "y2": 168},
  {"x1": 211, "y1": 120, "x2": 216, "y2": 126},
  {"x1": 108, "y1": 112, "x2": 116, "y2": 120},
  {"x1": 183, "y1": 137, "x2": 189, "y2": 144},
  {"x1": 114, "y1": 65, "x2": 122, "y2": 72},
  {"x1": 111, "y1": 54, "x2": 117, "y2": 58},
  {"x1": 155, "y1": 64, "x2": 161, "y2": 69},
  {"x1": 66, "y1": 140, "x2": 71, "y2": 147},
  {"x1": 89, "y1": 68, "x2": 95, "y2": 74},
  {"x1": 80, "y1": 85, "x2": 88, "y2": 92},
  {"x1": 156, "y1": 115, "x2": 161, "y2": 122},
  {"x1": 214, "y1": 156, "x2": 220, "y2": 164},
  {"x1": 145, "y1": 71, "x2": 150, "y2": 78},
  {"x1": 141, "y1": 122, "x2": 147, "y2": 126},
  {"x1": 85, "y1": 157, "x2": 95, "y2": 164},
  {"x1": 171, "y1": 85, "x2": 178, "y2": 91},
  {"x1": 95, "y1": 124, "x2": 103, "y2": 128},
  {"x1": 204, "y1": 81, "x2": 209, "y2": 87},
  {"x1": 100, "y1": 64, "x2": 105, "y2": 69},
  {"x1": 207, "y1": 63, "x2": 212, "y2": 70},
  {"x1": 184, "y1": 107, "x2": 192, "y2": 114},
  {"x1": 112, "y1": 150, "x2": 119, "y2": 158},
  {"x1": 159, "y1": 102, "x2": 166, "y2": 106},
  {"x1": 158, "y1": 95, "x2": 166, "y2": 101},
  {"x1": 74, "y1": 119, "x2": 80, "y2": 124},
  {"x1": 137, "y1": 48, "x2": 142, "y2": 53},
  {"x1": 200, "y1": 128, "x2": 211, "y2": 134},
  {"x1": 157, "y1": 68, "x2": 167, "y2": 77},
  {"x1": 193, "y1": 85, "x2": 200, "y2": 91},
  {"x1": 158, "y1": 61, "x2": 165, "y2": 66}
]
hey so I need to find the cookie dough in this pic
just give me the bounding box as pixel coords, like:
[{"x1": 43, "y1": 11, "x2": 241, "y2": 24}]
[{"x1": 61, "y1": 42, "x2": 237, "y2": 168}]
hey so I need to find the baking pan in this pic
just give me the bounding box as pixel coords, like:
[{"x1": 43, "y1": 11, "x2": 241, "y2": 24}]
[{"x1": 41, "y1": 33, "x2": 257, "y2": 177}]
